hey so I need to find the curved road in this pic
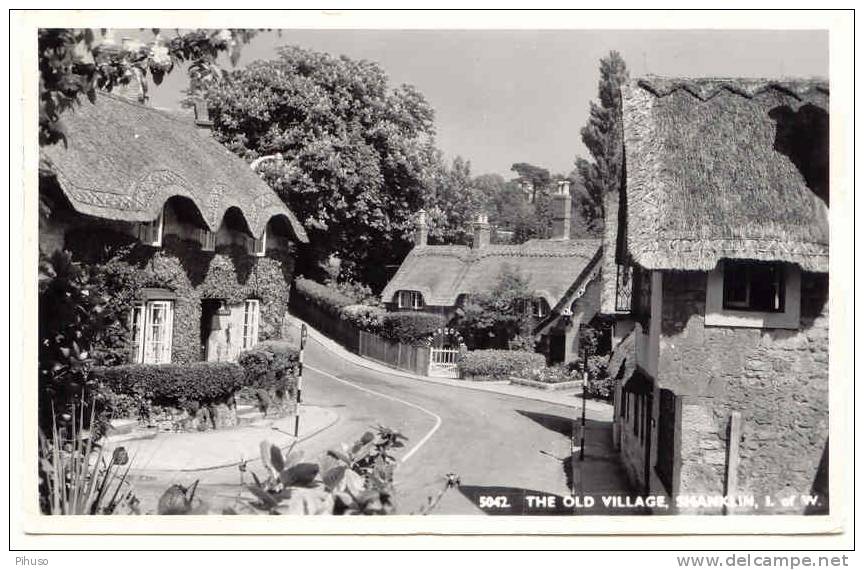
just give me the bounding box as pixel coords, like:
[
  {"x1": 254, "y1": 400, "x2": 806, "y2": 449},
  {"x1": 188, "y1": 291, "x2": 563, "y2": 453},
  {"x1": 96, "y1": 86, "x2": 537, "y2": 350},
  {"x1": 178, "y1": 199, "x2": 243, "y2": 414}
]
[
  {"x1": 290, "y1": 331, "x2": 626, "y2": 515},
  {"x1": 130, "y1": 327, "x2": 632, "y2": 515}
]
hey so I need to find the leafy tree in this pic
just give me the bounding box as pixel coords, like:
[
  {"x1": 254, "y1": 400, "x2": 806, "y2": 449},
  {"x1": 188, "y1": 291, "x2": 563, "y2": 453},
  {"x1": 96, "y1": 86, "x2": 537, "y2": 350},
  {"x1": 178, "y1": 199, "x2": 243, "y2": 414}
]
[
  {"x1": 454, "y1": 265, "x2": 537, "y2": 350},
  {"x1": 510, "y1": 162, "x2": 552, "y2": 199},
  {"x1": 575, "y1": 51, "x2": 629, "y2": 234},
  {"x1": 205, "y1": 46, "x2": 438, "y2": 289},
  {"x1": 424, "y1": 156, "x2": 487, "y2": 245},
  {"x1": 38, "y1": 28, "x2": 258, "y2": 146}
]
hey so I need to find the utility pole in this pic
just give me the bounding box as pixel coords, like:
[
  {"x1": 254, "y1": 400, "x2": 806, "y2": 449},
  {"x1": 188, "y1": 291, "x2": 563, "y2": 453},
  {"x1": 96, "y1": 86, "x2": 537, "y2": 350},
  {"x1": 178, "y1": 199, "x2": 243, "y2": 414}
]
[{"x1": 293, "y1": 323, "x2": 308, "y2": 438}]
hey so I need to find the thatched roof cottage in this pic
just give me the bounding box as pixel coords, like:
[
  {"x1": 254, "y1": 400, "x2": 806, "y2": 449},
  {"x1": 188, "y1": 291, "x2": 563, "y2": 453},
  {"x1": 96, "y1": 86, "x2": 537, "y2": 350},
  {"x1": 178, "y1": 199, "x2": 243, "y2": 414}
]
[
  {"x1": 382, "y1": 184, "x2": 602, "y2": 363},
  {"x1": 40, "y1": 93, "x2": 308, "y2": 364},
  {"x1": 604, "y1": 77, "x2": 829, "y2": 514}
]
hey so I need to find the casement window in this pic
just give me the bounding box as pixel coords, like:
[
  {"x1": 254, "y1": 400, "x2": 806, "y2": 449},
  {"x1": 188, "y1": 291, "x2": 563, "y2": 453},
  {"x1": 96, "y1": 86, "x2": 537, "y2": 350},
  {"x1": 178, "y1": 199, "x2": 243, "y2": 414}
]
[
  {"x1": 130, "y1": 300, "x2": 174, "y2": 364},
  {"x1": 397, "y1": 290, "x2": 424, "y2": 310},
  {"x1": 138, "y1": 209, "x2": 164, "y2": 247},
  {"x1": 242, "y1": 299, "x2": 260, "y2": 350},
  {"x1": 531, "y1": 298, "x2": 549, "y2": 319},
  {"x1": 615, "y1": 264, "x2": 633, "y2": 312},
  {"x1": 248, "y1": 233, "x2": 267, "y2": 257},
  {"x1": 706, "y1": 260, "x2": 800, "y2": 329},
  {"x1": 722, "y1": 261, "x2": 785, "y2": 312},
  {"x1": 198, "y1": 228, "x2": 216, "y2": 252}
]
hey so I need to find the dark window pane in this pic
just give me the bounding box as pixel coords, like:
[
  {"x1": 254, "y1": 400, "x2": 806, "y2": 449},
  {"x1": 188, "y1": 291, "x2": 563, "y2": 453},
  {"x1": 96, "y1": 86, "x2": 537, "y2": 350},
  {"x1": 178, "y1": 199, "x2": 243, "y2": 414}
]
[{"x1": 723, "y1": 261, "x2": 786, "y2": 312}]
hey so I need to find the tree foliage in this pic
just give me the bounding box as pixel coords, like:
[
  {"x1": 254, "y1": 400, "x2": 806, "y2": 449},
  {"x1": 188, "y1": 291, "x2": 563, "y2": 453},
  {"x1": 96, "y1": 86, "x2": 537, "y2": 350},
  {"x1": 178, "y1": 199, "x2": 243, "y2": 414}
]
[
  {"x1": 575, "y1": 51, "x2": 629, "y2": 234},
  {"x1": 38, "y1": 28, "x2": 257, "y2": 146},
  {"x1": 205, "y1": 46, "x2": 439, "y2": 289},
  {"x1": 423, "y1": 156, "x2": 488, "y2": 245},
  {"x1": 454, "y1": 265, "x2": 538, "y2": 350}
]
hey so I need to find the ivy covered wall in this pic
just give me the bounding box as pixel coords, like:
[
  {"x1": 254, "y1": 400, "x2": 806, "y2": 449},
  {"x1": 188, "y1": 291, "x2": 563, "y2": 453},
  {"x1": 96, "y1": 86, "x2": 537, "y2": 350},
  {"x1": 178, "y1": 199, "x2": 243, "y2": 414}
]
[{"x1": 65, "y1": 228, "x2": 296, "y2": 364}]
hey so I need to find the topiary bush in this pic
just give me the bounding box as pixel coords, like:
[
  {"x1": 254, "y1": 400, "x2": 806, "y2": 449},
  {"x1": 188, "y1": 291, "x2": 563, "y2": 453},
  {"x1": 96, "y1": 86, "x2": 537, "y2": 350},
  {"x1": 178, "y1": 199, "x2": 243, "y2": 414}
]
[
  {"x1": 458, "y1": 349, "x2": 546, "y2": 381},
  {"x1": 379, "y1": 312, "x2": 446, "y2": 345},
  {"x1": 237, "y1": 341, "x2": 300, "y2": 416},
  {"x1": 93, "y1": 361, "x2": 245, "y2": 416}
]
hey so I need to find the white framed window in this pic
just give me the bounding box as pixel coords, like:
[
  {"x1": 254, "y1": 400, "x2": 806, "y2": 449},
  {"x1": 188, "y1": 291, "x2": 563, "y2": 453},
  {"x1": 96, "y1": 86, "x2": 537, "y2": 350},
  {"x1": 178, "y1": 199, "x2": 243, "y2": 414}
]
[
  {"x1": 248, "y1": 232, "x2": 267, "y2": 257},
  {"x1": 706, "y1": 261, "x2": 800, "y2": 329},
  {"x1": 138, "y1": 209, "x2": 164, "y2": 247},
  {"x1": 130, "y1": 300, "x2": 174, "y2": 363},
  {"x1": 198, "y1": 228, "x2": 217, "y2": 252},
  {"x1": 397, "y1": 290, "x2": 424, "y2": 310},
  {"x1": 242, "y1": 299, "x2": 260, "y2": 350}
]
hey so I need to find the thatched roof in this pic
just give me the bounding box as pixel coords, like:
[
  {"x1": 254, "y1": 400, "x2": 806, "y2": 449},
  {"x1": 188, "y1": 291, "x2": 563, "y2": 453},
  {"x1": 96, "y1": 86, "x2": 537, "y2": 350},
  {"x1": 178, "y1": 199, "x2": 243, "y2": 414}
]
[
  {"x1": 40, "y1": 93, "x2": 308, "y2": 242},
  {"x1": 621, "y1": 77, "x2": 828, "y2": 272},
  {"x1": 381, "y1": 239, "x2": 601, "y2": 308}
]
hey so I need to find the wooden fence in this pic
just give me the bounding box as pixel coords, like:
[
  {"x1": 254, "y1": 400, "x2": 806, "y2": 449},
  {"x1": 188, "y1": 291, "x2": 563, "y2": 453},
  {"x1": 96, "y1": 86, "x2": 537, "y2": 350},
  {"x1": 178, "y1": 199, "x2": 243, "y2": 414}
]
[
  {"x1": 289, "y1": 293, "x2": 430, "y2": 376},
  {"x1": 358, "y1": 331, "x2": 430, "y2": 376}
]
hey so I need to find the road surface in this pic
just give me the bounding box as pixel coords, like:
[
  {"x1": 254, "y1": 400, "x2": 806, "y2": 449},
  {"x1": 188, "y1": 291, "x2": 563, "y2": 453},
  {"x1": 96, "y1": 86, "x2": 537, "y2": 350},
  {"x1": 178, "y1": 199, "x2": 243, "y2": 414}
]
[{"x1": 131, "y1": 331, "x2": 634, "y2": 515}]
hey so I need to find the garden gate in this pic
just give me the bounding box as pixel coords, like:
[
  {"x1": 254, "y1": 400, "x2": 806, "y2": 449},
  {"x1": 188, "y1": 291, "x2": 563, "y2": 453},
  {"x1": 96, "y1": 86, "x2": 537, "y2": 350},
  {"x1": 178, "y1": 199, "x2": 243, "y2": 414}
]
[{"x1": 429, "y1": 347, "x2": 460, "y2": 378}]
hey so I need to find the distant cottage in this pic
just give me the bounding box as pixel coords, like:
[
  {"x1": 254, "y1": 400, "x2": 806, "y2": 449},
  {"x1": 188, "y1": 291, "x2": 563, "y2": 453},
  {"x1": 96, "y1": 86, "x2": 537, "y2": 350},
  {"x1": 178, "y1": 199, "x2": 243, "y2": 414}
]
[
  {"x1": 603, "y1": 77, "x2": 829, "y2": 513},
  {"x1": 382, "y1": 182, "x2": 602, "y2": 363},
  {"x1": 39, "y1": 93, "x2": 308, "y2": 364}
]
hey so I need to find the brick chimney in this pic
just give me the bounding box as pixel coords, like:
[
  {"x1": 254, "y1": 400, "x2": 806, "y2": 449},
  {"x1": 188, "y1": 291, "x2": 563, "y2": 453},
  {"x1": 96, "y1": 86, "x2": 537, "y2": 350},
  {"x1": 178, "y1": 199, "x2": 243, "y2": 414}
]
[
  {"x1": 472, "y1": 212, "x2": 491, "y2": 249},
  {"x1": 551, "y1": 179, "x2": 572, "y2": 240},
  {"x1": 414, "y1": 209, "x2": 428, "y2": 247}
]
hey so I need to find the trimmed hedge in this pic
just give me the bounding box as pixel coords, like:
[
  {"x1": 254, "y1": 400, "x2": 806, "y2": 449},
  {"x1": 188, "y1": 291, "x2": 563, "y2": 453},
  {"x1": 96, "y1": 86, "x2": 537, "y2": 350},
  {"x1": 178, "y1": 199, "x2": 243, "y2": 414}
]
[
  {"x1": 340, "y1": 304, "x2": 385, "y2": 333},
  {"x1": 93, "y1": 361, "x2": 245, "y2": 413},
  {"x1": 458, "y1": 349, "x2": 546, "y2": 380},
  {"x1": 379, "y1": 312, "x2": 445, "y2": 345},
  {"x1": 294, "y1": 277, "x2": 355, "y2": 318}
]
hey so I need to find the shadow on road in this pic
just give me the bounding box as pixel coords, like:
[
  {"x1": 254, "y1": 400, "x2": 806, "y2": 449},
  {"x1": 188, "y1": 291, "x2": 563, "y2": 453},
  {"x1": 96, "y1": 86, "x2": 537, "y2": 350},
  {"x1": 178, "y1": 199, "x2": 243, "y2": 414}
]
[{"x1": 515, "y1": 409, "x2": 648, "y2": 516}]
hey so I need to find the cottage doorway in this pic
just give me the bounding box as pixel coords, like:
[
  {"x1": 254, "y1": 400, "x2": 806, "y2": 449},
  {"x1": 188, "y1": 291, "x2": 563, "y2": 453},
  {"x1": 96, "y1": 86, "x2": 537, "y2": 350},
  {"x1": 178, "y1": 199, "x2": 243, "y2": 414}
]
[
  {"x1": 549, "y1": 333, "x2": 566, "y2": 364},
  {"x1": 643, "y1": 392, "x2": 654, "y2": 495},
  {"x1": 201, "y1": 299, "x2": 229, "y2": 361}
]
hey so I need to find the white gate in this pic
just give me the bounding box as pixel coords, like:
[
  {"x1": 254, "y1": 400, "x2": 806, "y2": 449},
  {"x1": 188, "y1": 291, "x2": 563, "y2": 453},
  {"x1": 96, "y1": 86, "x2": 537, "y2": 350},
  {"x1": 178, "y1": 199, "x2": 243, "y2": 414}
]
[{"x1": 429, "y1": 347, "x2": 460, "y2": 378}]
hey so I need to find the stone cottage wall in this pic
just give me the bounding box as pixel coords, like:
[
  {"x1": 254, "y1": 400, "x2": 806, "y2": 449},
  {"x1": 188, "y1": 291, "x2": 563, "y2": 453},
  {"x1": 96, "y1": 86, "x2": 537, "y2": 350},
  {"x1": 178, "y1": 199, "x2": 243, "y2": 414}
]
[{"x1": 658, "y1": 270, "x2": 829, "y2": 514}]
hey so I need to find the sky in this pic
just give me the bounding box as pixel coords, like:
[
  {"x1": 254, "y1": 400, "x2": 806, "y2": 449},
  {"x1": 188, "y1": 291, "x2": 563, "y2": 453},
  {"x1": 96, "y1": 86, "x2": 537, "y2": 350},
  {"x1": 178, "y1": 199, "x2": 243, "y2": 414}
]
[{"x1": 145, "y1": 29, "x2": 829, "y2": 178}]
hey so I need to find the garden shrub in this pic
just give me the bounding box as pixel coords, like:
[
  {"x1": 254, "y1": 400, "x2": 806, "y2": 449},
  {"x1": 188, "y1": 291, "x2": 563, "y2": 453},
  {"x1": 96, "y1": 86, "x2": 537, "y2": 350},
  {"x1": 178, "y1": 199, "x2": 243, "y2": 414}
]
[
  {"x1": 340, "y1": 304, "x2": 385, "y2": 333},
  {"x1": 458, "y1": 349, "x2": 546, "y2": 380},
  {"x1": 528, "y1": 365, "x2": 579, "y2": 384},
  {"x1": 92, "y1": 361, "x2": 245, "y2": 414},
  {"x1": 327, "y1": 279, "x2": 382, "y2": 307},
  {"x1": 566, "y1": 355, "x2": 613, "y2": 400},
  {"x1": 379, "y1": 312, "x2": 445, "y2": 345},
  {"x1": 237, "y1": 341, "x2": 300, "y2": 416},
  {"x1": 294, "y1": 277, "x2": 356, "y2": 318},
  {"x1": 237, "y1": 341, "x2": 299, "y2": 388}
]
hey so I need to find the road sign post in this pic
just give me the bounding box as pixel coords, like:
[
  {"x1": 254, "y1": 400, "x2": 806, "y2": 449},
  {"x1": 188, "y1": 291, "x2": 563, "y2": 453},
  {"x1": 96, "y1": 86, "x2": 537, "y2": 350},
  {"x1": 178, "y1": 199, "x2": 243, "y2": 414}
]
[{"x1": 293, "y1": 323, "x2": 308, "y2": 438}]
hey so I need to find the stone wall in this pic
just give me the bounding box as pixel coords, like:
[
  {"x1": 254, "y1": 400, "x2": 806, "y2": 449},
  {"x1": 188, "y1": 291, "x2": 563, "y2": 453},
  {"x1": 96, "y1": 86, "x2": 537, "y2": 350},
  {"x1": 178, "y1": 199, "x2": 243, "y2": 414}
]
[{"x1": 658, "y1": 270, "x2": 829, "y2": 514}]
